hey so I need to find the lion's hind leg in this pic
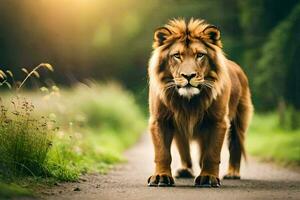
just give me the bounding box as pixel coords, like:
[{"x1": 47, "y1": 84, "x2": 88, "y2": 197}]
[
  {"x1": 223, "y1": 120, "x2": 243, "y2": 179},
  {"x1": 224, "y1": 96, "x2": 253, "y2": 180}
]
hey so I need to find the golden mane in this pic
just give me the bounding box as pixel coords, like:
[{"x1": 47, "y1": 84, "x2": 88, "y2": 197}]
[
  {"x1": 149, "y1": 19, "x2": 229, "y2": 138},
  {"x1": 153, "y1": 18, "x2": 222, "y2": 49}
]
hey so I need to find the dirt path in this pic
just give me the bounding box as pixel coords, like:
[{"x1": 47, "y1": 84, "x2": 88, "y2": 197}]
[{"x1": 43, "y1": 134, "x2": 300, "y2": 200}]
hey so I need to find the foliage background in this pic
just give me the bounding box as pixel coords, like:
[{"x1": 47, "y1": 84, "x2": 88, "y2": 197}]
[{"x1": 0, "y1": 0, "x2": 299, "y2": 116}]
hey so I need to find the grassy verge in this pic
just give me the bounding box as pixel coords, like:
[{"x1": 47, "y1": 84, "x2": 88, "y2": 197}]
[
  {"x1": 0, "y1": 183, "x2": 32, "y2": 199},
  {"x1": 247, "y1": 113, "x2": 300, "y2": 166},
  {"x1": 0, "y1": 82, "x2": 146, "y2": 198}
]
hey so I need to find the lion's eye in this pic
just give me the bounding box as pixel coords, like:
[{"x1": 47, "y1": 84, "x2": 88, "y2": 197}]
[
  {"x1": 196, "y1": 53, "x2": 204, "y2": 59},
  {"x1": 172, "y1": 53, "x2": 181, "y2": 59}
]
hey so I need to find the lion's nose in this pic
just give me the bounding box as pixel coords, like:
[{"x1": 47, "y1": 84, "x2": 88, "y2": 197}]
[{"x1": 181, "y1": 73, "x2": 196, "y2": 81}]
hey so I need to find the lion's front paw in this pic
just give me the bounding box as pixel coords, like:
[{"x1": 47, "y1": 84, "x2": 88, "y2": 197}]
[
  {"x1": 175, "y1": 168, "x2": 194, "y2": 178},
  {"x1": 147, "y1": 174, "x2": 175, "y2": 187},
  {"x1": 194, "y1": 175, "x2": 220, "y2": 188}
]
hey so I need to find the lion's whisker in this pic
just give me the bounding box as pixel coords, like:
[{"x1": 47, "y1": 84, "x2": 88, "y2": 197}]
[{"x1": 200, "y1": 82, "x2": 214, "y2": 89}]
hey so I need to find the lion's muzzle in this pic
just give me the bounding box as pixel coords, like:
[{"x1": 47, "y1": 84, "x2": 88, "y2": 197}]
[{"x1": 175, "y1": 73, "x2": 203, "y2": 99}]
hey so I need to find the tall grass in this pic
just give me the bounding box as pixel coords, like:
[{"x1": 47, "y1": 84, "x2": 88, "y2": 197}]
[
  {"x1": 0, "y1": 97, "x2": 55, "y2": 178},
  {"x1": 0, "y1": 64, "x2": 56, "y2": 181}
]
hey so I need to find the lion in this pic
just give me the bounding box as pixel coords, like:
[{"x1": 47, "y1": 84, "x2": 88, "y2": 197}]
[{"x1": 147, "y1": 18, "x2": 253, "y2": 187}]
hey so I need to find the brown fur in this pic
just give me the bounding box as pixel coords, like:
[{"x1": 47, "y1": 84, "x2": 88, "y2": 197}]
[{"x1": 147, "y1": 18, "x2": 253, "y2": 187}]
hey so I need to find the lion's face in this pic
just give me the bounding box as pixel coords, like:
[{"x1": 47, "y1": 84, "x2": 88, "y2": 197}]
[
  {"x1": 149, "y1": 19, "x2": 223, "y2": 100},
  {"x1": 167, "y1": 41, "x2": 212, "y2": 99}
]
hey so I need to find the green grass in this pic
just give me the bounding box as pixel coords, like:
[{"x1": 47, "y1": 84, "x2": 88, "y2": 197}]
[
  {"x1": 247, "y1": 113, "x2": 300, "y2": 165},
  {"x1": 0, "y1": 82, "x2": 146, "y2": 197},
  {"x1": 43, "y1": 83, "x2": 146, "y2": 180},
  {"x1": 0, "y1": 182, "x2": 32, "y2": 199},
  {"x1": 0, "y1": 97, "x2": 54, "y2": 178}
]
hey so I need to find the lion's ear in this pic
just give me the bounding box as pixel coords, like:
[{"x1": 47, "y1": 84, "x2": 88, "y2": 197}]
[
  {"x1": 153, "y1": 27, "x2": 172, "y2": 48},
  {"x1": 202, "y1": 25, "x2": 222, "y2": 48}
]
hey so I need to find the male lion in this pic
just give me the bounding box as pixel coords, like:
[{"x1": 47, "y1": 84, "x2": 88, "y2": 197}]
[{"x1": 147, "y1": 18, "x2": 253, "y2": 187}]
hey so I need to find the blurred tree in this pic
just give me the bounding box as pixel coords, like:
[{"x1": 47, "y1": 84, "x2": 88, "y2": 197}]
[
  {"x1": 237, "y1": 0, "x2": 298, "y2": 107},
  {"x1": 255, "y1": 3, "x2": 300, "y2": 110}
]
